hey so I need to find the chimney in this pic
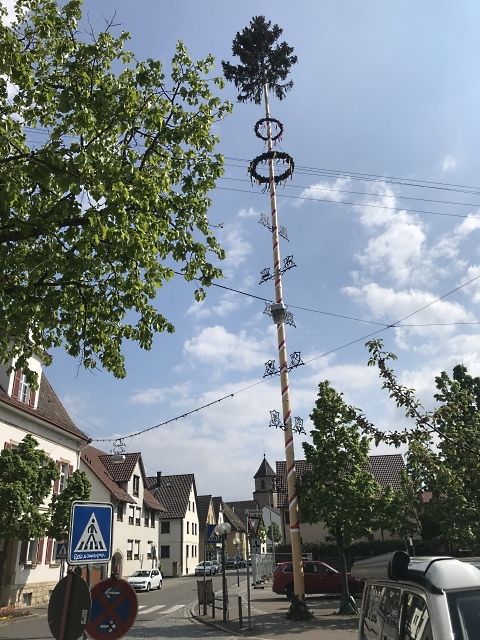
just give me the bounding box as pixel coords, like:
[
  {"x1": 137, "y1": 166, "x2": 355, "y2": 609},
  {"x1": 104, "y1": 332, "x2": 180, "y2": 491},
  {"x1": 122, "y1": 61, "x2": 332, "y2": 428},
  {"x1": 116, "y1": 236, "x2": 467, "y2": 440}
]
[{"x1": 156, "y1": 471, "x2": 162, "y2": 488}]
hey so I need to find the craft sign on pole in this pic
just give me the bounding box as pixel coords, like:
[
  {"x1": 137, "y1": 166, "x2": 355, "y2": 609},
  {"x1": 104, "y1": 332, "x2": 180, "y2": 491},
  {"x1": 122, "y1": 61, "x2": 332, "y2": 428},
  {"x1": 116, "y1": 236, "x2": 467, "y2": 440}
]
[
  {"x1": 86, "y1": 578, "x2": 138, "y2": 640},
  {"x1": 68, "y1": 501, "x2": 113, "y2": 565}
]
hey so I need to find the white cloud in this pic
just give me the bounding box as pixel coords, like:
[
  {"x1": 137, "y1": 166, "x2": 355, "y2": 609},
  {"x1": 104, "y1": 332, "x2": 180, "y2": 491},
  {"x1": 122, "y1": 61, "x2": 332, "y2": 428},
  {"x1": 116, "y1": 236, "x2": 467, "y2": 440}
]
[
  {"x1": 296, "y1": 177, "x2": 352, "y2": 206},
  {"x1": 455, "y1": 214, "x2": 480, "y2": 238},
  {"x1": 130, "y1": 383, "x2": 192, "y2": 405},
  {"x1": 441, "y1": 155, "x2": 457, "y2": 172},
  {"x1": 238, "y1": 207, "x2": 260, "y2": 218},
  {"x1": 183, "y1": 325, "x2": 275, "y2": 372},
  {"x1": 0, "y1": 0, "x2": 16, "y2": 25}
]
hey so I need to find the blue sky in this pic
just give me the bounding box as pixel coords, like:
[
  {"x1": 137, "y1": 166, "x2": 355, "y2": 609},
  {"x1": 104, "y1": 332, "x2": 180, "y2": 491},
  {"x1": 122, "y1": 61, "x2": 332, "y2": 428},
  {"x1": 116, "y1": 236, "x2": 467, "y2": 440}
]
[{"x1": 4, "y1": 0, "x2": 480, "y2": 500}]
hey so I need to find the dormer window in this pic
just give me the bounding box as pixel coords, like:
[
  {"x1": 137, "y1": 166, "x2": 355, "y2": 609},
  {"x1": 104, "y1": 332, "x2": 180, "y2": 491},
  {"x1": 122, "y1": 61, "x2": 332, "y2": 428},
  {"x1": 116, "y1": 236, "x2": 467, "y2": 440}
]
[
  {"x1": 12, "y1": 369, "x2": 36, "y2": 408},
  {"x1": 18, "y1": 373, "x2": 30, "y2": 403}
]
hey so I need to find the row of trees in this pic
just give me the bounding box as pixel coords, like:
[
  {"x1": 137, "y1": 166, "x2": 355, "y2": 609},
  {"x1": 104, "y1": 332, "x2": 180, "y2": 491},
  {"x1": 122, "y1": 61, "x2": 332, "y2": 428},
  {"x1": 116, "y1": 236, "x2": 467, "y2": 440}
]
[
  {"x1": 297, "y1": 340, "x2": 480, "y2": 609},
  {"x1": 0, "y1": 435, "x2": 90, "y2": 602}
]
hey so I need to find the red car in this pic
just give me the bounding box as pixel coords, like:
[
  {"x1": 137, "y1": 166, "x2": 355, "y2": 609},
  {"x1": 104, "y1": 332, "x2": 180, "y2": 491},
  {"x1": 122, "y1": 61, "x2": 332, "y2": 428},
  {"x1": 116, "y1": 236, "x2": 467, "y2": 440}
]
[{"x1": 272, "y1": 561, "x2": 363, "y2": 599}]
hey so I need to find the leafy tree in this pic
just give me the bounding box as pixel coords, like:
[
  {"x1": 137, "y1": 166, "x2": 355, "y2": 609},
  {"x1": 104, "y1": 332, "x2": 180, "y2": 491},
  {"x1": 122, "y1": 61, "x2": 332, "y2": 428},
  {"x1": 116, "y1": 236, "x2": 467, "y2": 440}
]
[
  {"x1": 364, "y1": 340, "x2": 480, "y2": 550},
  {"x1": 0, "y1": 0, "x2": 232, "y2": 385},
  {"x1": 0, "y1": 435, "x2": 91, "y2": 604},
  {"x1": 297, "y1": 381, "x2": 385, "y2": 614},
  {"x1": 268, "y1": 521, "x2": 282, "y2": 545},
  {"x1": 222, "y1": 15, "x2": 297, "y2": 104}
]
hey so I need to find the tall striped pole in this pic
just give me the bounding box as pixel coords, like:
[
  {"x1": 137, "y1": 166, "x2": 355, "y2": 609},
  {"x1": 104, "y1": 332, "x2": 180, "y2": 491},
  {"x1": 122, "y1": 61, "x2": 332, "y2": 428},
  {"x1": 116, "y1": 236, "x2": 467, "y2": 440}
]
[{"x1": 263, "y1": 83, "x2": 305, "y2": 599}]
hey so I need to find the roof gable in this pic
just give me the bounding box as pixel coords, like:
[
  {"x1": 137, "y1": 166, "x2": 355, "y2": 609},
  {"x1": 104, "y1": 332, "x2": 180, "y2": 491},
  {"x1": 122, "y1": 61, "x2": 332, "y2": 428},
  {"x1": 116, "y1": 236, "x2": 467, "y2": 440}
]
[
  {"x1": 254, "y1": 456, "x2": 276, "y2": 479},
  {"x1": 146, "y1": 474, "x2": 195, "y2": 519},
  {"x1": 226, "y1": 500, "x2": 258, "y2": 529}
]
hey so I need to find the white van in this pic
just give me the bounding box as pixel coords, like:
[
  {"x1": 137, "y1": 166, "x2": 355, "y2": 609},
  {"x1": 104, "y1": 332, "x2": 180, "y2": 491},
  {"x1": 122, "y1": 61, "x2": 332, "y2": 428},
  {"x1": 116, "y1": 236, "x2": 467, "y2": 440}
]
[{"x1": 351, "y1": 551, "x2": 480, "y2": 640}]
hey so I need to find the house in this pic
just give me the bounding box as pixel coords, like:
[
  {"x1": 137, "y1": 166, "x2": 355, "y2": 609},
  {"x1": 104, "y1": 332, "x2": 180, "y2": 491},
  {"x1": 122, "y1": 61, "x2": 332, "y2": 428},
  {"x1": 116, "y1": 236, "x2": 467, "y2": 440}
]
[
  {"x1": 272, "y1": 455, "x2": 406, "y2": 545},
  {"x1": 80, "y1": 446, "x2": 164, "y2": 584},
  {"x1": 147, "y1": 473, "x2": 199, "y2": 577},
  {"x1": 0, "y1": 354, "x2": 90, "y2": 606},
  {"x1": 219, "y1": 502, "x2": 248, "y2": 560},
  {"x1": 197, "y1": 495, "x2": 217, "y2": 561}
]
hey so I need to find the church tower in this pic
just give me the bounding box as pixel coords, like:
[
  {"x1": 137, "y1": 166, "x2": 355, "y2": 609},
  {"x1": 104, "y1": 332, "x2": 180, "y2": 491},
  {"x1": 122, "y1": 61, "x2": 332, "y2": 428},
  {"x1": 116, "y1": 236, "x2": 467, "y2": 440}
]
[{"x1": 253, "y1": 455, "x2": 277, "y2": 508}]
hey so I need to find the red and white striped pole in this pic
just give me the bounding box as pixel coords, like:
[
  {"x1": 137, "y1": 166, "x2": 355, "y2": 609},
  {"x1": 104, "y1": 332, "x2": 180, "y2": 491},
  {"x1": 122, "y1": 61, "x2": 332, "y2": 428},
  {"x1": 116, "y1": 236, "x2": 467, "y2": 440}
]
[{"x1": 263, "y1": 84, "x2": 305, "y2": 599}]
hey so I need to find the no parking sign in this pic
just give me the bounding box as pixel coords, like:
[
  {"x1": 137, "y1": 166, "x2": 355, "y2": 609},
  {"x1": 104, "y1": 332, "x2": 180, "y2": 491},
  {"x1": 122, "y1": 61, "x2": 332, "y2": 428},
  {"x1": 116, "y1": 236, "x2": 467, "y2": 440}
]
[{"x1": 86, "y1": 578, "x2": 138, "y2": 640}]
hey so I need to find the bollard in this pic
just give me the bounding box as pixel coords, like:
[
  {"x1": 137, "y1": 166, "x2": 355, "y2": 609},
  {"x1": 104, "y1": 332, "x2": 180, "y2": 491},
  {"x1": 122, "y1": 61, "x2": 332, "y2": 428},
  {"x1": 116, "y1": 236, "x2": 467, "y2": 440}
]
[
  {"x1": 238, "y1": 595, "x2": 243, "y2": 630},
  {"x1": 212, "y1": 593, "x2": 215, "y2": 619}
]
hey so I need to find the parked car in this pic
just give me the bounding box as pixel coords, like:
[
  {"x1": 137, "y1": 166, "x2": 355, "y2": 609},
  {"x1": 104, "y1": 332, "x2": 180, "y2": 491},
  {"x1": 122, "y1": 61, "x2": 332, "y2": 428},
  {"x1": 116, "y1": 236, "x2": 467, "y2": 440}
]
[
  {"x1": 226, "y1": 557, "x2": 238, "y2": 569},
  {"x1": 127, "y1": 569, "x2": 162, "y2": 591},
  {"x1": 211, "y1": 560, "x2": 221, "y2": 573},
  {"x1": 237, "y1": 558, "x2": 247, "y2": 568},
  {"x1": 352, "y1": 551, "x2": 480, "y2": 640},
  {"x1": 272, "y1": 561, "x2": 363, "y2": 599},
  {"x1": 195, "y1": 561, "x2": 215, "y2": 576}
]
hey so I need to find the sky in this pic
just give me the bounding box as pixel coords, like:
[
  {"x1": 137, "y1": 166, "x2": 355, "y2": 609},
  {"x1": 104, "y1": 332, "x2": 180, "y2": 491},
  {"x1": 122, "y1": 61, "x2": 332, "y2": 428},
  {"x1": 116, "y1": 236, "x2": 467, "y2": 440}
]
[{"x1": 4, "y1": 0, "x2": 480, "y2": 501}]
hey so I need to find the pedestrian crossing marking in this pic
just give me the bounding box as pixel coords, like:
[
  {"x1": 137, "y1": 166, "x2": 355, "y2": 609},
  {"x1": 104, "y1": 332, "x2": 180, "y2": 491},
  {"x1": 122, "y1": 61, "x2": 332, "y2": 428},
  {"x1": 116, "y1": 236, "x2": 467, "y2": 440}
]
[
  {"x1": 138, "y1": 605, "x2": 166, "y2": 615},
  {"x1": 74, "y1": 512, "x2": 107, "y2": 552},
  {"x1": 137, "y1": 604, "x2": 185, "y2": 616}
]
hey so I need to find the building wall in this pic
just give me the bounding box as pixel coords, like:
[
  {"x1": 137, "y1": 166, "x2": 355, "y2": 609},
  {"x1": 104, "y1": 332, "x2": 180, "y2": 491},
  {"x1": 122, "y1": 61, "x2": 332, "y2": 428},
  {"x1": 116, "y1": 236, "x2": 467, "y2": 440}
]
[
  {"x1": 158, "y1": 518, "x2": 183, "y2": 577},
  {"x1": 182, "y1": 486, "x2": 199, "y2": 575}
]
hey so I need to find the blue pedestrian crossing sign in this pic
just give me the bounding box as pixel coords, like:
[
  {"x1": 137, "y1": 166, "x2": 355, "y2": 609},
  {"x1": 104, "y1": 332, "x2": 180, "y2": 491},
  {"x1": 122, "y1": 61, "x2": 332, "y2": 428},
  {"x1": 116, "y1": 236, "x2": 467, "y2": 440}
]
[
  {"x1": 68, "y1": 501, "x2": 113, "y2": 565},
  {"x1": 55, "y1": 542, "x2": 67, "y2": 562},
  {"x1": 206, "y1": 524, "x2": 222, "y2": 545}
]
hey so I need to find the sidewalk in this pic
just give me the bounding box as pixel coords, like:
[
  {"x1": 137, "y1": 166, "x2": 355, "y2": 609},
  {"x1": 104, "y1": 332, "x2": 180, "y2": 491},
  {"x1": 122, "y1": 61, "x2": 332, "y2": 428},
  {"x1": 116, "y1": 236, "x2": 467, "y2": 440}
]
[{"x1": 190, "y1": 579, "x2": 360, "y2": 640}]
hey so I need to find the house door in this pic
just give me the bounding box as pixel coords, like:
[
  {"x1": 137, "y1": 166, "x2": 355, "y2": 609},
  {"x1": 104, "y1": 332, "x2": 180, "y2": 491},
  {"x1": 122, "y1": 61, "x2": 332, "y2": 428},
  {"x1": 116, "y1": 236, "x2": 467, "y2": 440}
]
[{"x1": 112, "y1": 552, "x2": 123, "y2": 578}]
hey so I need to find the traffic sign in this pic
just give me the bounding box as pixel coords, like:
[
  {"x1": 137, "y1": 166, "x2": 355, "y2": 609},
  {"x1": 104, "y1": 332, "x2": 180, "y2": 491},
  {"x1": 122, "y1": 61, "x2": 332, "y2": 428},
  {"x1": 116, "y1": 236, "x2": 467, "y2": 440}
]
[
  {"x1": 86, "y1": 578, "x2": 138, "y2": 640},
  {"x1": 48, "y1": 572, "x2": 91, "y2": 640},
  {"x1": 245, "y1": 509, "x2": 263, "y2": 517},
  {"x1": 55, "y1": 542, "x2": 67, "y2": 562},
  {"x1": 251, "y1": 538, "x2": 261, "y2": 554},
  {"x1": 68, "y1": 501, "x2": 113, "y2": 565},
  {"x1": 247, "y1": 516, "x2": 261, "y2": 536},
  {"x1": 206, "y1": 524, "x2": 222, "y2": 545}
]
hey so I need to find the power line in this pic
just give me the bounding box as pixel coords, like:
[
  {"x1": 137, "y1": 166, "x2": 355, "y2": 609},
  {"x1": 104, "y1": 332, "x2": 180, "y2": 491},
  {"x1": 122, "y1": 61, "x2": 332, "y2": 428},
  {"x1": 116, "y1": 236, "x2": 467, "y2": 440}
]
[{"x1": 91, "y1": 272, "x2": 480, "y2": 443}]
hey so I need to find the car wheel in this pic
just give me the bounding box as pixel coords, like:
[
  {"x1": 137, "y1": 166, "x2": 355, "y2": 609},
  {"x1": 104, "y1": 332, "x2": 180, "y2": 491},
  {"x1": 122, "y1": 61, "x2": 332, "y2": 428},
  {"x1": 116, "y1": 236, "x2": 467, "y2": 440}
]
[
  {"x1": 285, "y1": 584, "x2": 294, "y2": 600},
  {"x1": 146, "y1": 582, "x2": 151, "y2": 592},
  {"x1": 158, "y1": 580, "x2": 162, "y2": 590}
]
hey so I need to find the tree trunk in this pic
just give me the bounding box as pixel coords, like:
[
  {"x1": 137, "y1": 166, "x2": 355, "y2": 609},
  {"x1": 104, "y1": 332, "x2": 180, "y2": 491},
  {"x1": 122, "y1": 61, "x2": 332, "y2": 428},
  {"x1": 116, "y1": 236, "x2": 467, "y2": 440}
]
[
  {"x1": 0, "y1": 539, "x2": 12, "y2": 607},
  {"x1": 336, "y1": 527, "x2": 349, "y2": 602}
]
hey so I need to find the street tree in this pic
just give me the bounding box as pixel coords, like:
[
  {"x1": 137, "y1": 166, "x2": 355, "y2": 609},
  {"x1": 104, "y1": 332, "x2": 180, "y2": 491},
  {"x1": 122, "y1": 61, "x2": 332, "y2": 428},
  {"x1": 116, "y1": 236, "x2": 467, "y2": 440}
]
[
  {"x1": 0, "y1": 434, "x2": 91, "y2": 604},
  {"x1": 298, "y1": 380, "x2": 384, "y2": 614},
  {"x1": 268, "y1": 521, "x2": 282, "y2": 546},
  {"x1": 0, "y1": 0, "x2": 232, "y2": 385}
]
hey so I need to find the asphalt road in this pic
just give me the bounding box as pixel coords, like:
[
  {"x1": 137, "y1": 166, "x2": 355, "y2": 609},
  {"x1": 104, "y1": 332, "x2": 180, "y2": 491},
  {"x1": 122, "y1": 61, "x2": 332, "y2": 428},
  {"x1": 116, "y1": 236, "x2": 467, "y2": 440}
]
[{"x1": 0, "y1": 569, "x2": 245, "y2": 640}]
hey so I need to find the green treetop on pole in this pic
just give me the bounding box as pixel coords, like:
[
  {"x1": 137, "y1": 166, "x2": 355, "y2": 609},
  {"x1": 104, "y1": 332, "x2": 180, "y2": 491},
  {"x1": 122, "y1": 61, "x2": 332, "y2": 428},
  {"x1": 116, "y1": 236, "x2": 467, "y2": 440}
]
[{"x1": 222, "y1": 16, "x2": 297, "y2": 104}]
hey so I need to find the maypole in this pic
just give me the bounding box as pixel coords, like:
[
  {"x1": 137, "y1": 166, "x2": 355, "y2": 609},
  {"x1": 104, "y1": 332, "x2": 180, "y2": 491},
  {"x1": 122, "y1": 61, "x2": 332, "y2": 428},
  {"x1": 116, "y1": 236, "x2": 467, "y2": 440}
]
[{"x1": 223, "y1": 17, "x2": 309, "y2": 609}]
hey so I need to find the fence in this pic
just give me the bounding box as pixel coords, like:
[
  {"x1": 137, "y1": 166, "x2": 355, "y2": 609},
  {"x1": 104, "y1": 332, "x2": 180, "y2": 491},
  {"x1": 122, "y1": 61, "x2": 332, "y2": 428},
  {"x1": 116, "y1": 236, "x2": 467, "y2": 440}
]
[{"x1": 251, "y1": 553, "x2": 276, "y2": 585}]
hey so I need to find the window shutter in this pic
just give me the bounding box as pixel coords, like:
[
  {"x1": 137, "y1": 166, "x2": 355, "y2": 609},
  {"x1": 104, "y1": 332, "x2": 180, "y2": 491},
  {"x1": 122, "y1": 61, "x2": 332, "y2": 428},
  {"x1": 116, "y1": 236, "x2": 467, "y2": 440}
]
[
  {"x1": 19, "y1": 541, "x2": 28, "y2": 564},
  {"x1": 45, "y1": 539, "x2": 53, "y2": 564},
  {"x1": 53, "y1": 461, "x2": 61, "y2": 493},
  {"x1": 36, "y1": 538, "x2": 44, "y2": 564},
  {"x1": 4, "y1": 442, "x2": 12, "y2": 449},
  {"x1": 68, "y1": 465, "x2": 73, "y2": 477},
  {"x1": 28, "y1": 390, "x2": 36, "y2": 408},
  {"x1": 12, "y1": 370, "x2": 21, "y2": 398}
]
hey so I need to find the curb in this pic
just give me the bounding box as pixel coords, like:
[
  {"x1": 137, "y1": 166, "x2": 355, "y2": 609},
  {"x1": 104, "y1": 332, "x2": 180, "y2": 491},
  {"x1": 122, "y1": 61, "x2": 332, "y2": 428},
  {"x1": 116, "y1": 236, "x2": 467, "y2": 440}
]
[{"x1": 0, "y1": 612, "x2": 44, "y2": 627}]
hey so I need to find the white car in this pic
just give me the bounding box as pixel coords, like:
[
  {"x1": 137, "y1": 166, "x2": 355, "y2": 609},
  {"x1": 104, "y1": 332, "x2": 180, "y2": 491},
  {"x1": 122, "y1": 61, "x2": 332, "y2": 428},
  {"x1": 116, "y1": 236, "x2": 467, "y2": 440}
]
[
  {"x1": 195, "y1": 561, "x2": 215, "y2": 576},
  {"x1": 127, "y1": 568, "x2": 162, "y2": 591}
]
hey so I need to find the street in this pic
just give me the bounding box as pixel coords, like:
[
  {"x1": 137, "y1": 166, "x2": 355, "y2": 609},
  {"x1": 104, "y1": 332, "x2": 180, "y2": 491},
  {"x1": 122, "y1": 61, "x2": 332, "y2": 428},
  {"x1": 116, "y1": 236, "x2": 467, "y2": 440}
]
[{"x1": 0, "y1": 570, "x2": 245, "y2": 640}]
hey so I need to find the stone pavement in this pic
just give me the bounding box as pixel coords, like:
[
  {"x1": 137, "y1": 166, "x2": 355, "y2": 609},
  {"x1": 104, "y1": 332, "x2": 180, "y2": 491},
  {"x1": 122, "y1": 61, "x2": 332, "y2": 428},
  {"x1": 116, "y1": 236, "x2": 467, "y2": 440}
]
[{"x1": 189, "y1": 579, "x2": 360, "y2": 640}]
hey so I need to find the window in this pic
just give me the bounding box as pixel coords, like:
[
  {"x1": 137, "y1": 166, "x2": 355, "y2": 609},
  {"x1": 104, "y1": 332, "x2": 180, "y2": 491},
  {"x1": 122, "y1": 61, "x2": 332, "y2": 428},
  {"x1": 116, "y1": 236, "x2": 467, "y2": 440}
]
[
  {"x1": 161, "y1": 521, "x2": 170, "y2": 534},
  {"x1": 147, "y1": 541, "x2": 153, "y2": 560},
  {"x1": 134, "y1": 540, "x2": 140, "y2": 560},
  {"x1": 21, "y1": 539, "x2": 38, "y2": 565},
  {"x1": 187, "y1": 522, "x2": 189, "y2": 534},
  {"x1": 135, "y1": 507, "x2": 141, "y2": 526},
  {"x1": 160, "y1": 545, "x2": 170, "y2": 559},
  {"x1": 129, "y1": 506, "x2": 135, "y2": 525},
  {"x1": 133, "y1": 475, "x2": 140, "y2": 497},
  {"x1": 285, "y1": 510, "x2": 290, "y2": 524},
  {"x1": 151, "y1": 513, "x2": 155, "y2": 529},
  {"x1": 144, "y1": 509, "x2": 150, "y2": 527},
  {"x1": 261, "y1": 479, "x2": 265, "y2": 490},
  {"x1": 186, "y1": 545, "x2": 189, "y2": 558},
  {"x1": 58, "y1": 463, "x2": 68, "y2": 493},
  {"x1": 18, "y1": 373, "x2": 30, "y2": 404},
  {"x1": 22, "y1": 593, "x2": 32, "y2": 606},
  {"x1": 127, "y1": 540, "x2": 133, "y2": 560},
  {"x1": 403, "y1": 592, "x2": 431, "y2": 640},
  {"x1": 117, "y1": 504, "x2": 124, "y2": 522},
  {"x1": 193, "y1": 501, "x2": 195, "y2": 512}
]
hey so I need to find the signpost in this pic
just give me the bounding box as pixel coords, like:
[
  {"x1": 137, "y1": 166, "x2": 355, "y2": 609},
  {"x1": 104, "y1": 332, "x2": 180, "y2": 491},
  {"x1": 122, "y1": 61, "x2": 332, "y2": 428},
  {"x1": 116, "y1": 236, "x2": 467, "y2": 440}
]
[
  {"x1": 86, "y1": 578, "x2": 138, "y2": 640},
  {"x1": 68, "y1": 501, "x2": 113, "y2": 565},
  {"x1": 48, "y1": 572, "x2": 91, "y2": 640}
]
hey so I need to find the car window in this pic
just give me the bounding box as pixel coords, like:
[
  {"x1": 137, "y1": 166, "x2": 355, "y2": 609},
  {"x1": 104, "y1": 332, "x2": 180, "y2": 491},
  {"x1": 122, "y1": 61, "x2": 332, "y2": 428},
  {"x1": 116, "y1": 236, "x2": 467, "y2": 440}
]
[
  {"x1": 403, "y1": 592, "x2": 432, "y2": 640},
  {"x1": 447, "y1": 590, "x2": 480, "y2": 640},
  {"x1": 361, "y1": 584, "x2": 384, "y2": 640},
  {"x1": 304, "y1": 564, "x2": 314, "y2": 574},
  {"x1": 283, "y1": 565, "x2": 293, "y2": 573},
  {"x1": 379, "y1": 587, "x2": 401, "y2": 640},
  {"x1": 314, "y1": 564, "x2": 328, "y2": 573},
  {"x1": 131, "y1": 571, "x2": 151, "y2": 577}
]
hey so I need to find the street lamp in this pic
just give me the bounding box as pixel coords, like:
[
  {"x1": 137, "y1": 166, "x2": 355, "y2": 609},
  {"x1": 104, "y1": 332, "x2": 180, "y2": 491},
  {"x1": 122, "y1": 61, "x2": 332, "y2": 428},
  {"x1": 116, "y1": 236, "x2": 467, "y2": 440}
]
[
  {"x1": 214, "y1": 522, "x2": 231, "y2": 622},
  {"x1": 233, "y1": 536, "x2": 241, "y2": 587}
]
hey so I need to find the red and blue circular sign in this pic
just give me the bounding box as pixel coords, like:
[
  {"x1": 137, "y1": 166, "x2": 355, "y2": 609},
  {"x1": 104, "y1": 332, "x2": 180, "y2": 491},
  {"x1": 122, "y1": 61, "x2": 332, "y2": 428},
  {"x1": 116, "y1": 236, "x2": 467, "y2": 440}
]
[{"x1": 86, "y1": 578, "x2": 138, "y2": 640}]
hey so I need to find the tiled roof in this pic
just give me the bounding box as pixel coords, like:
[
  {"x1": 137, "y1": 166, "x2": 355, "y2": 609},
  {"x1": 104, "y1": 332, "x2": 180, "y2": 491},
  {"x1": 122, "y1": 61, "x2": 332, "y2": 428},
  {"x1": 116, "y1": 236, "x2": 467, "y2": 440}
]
[
  {"x1": 226, "y1": 500, "x2": 258, "y2": 529},
  {"x1": 99, "y1": 452, "x2": 141, "y2": 483},
  {"x1": 275, "y1": 454, "x2": 405, "y2": 507},
  {"x1": 81, "y1": 445, "x2": 135, "y2": 504},
  {"x1": 143, "y1": 490, "x2": 165, "y2": 513},
  {"x1": 222, "y1": 502, "x2": 246, "y2": 532},
  {"x1": 197, "y1": 495, "x2": 213, "y2": 527},
  {"x1": 0, "y1": 374, "x2": 89, "y2": 441},
  {"x1": 254, "y1": 456, "x2": 276, "y2": 479},
  {"x1": 146, "y1": 474, "x2": 195, "y2": 520}
]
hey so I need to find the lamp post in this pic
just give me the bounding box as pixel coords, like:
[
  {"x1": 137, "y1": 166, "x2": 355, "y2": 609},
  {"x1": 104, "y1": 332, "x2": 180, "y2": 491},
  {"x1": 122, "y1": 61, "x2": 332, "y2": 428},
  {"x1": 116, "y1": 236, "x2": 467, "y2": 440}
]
[
  {"x1": 233, "y1": 537, "x2": 241, "y2": 587},
  {"x1": 214, "y1": 522, "x2": 231, "y2": 622}
]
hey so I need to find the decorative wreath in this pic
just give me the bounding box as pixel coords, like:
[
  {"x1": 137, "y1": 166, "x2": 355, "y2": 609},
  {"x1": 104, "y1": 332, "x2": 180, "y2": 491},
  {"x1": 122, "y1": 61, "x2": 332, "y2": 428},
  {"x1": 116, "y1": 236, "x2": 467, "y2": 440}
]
[
  {"x1": 254, "y1": 117, "x2": 284, "y2": 142},
  {"x1": 248, "y1": 151, "x2": 295, "y2": 185}
]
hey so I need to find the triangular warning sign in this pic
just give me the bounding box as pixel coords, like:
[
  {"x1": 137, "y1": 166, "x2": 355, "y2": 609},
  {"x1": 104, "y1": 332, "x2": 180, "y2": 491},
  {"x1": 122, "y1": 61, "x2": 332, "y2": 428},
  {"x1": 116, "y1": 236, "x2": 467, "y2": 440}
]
[
  {"x1": 74, "y1": 512, "x2": 107, "y2": 552},
  {"x1": 57, "y1": 545, "x2": 67, "y2": 559},
  {"x1": 248, "y1": 516, "x2": 261, "y2": 537}
]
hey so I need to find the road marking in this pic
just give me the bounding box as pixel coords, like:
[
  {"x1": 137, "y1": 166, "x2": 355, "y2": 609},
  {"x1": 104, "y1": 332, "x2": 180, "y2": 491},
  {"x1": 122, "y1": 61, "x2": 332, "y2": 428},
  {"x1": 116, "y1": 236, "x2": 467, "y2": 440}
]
[
  {"x1": 137, "y1": 604, "x2": 166, "y2": 614},
  {"x1": 161, "y1": 605, "x2": 185, "y2": 614},
  {"x1": 138, "y1": 605, "x2": 146, "y2": 609}
]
